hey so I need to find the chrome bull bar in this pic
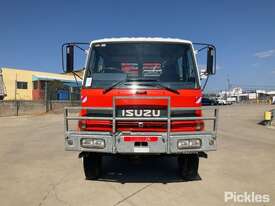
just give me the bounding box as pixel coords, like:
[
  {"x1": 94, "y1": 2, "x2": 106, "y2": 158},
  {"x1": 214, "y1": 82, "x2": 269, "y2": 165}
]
[{"x1": 64, "y1": 96, "x2": 218, "y2": 153}]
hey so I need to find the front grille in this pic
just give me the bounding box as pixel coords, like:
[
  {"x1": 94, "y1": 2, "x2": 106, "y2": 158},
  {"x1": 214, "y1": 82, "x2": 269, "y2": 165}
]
[
  {"x1": 116, "y1": 120, "x2": 167, "y2": 132},
  {"x1": 79, "y1": 120, "x2": 112, "y2": 132},
  {"x1": 79, "y1": 106, "x2": 203, "y2": 132},
  {"x1": 86, "y1": 109, "x2": 112, "y2": 117}
]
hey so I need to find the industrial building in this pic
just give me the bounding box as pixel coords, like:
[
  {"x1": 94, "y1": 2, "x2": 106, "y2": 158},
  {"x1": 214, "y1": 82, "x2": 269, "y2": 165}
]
[
  {"x1": 218, "y1": 87, "x2": 275, "y2": 104},
  {"x1": 0, "y1": 67, "x2": 82, "y2": 100}
]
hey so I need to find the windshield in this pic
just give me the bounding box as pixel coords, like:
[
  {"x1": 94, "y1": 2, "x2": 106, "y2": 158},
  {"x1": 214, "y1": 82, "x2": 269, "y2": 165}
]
[{"x1": 84, "y1": 42, "x2": 199, "y2": 90}]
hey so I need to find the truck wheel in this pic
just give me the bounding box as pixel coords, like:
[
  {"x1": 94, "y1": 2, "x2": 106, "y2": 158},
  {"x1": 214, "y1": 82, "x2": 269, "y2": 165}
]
[
  {"x1": 83, "y1": 153, "x2": 102, "y2": 180},
  {"x1": 178, "y1": 154, "x2": 199, "y2": 180}
]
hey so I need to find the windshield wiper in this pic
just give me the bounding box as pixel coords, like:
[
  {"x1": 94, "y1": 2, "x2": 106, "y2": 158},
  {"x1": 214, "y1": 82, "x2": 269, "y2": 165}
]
[
  {"x1": 132, "y1": 79, "x2": 180, "y2": 95},
  {"x1": 147, "y1": 83, "x2": 180, "y2": 95},
  {"x1": 103, "y1": 79, "x2": 154, "y2": 94},
  {"x1": 103, "y1": 79, "x2": 180, "y2": 95},
  {"x1": 102, "y1": 79, "x2": 127, "y2": 94}
]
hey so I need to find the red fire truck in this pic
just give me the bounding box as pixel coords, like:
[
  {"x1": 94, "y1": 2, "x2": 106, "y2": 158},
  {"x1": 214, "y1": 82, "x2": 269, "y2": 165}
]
[{"x1": 63, "y1": 38, "x2": 218, "y2": 180}]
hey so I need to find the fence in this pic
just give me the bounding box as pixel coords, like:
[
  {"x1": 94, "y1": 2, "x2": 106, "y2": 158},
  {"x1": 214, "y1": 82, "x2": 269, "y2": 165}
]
[
  {"x1": 0, "y1": 99, "x2": 273, "y2": 117},
  {"x1": 0, "y1": 100, "x2": 80, "y2": 117},
  {"x1": 237, "y1": 99, "x2": 273, "y2": 104}
]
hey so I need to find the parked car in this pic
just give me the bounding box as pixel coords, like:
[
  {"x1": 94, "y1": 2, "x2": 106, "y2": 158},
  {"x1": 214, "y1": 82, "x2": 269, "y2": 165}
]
[
  {"x1": 217, "y1": 98, "x2": 227, "y2": 105},
  {"x1": 202, "y1": 98, "x2": 218, "y2": 106},
  {"x1": 226, "y1": 97, "x2": 236, "y2": 104}
]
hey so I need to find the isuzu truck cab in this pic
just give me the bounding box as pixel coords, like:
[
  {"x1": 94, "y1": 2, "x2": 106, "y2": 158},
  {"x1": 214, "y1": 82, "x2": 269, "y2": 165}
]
[{"x1": 63, "y1": 37, "x2": 218, "y2": 180}]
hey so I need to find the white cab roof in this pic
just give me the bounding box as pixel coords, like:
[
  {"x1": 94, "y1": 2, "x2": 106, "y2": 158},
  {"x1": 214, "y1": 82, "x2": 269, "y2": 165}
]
[{"x1": 90, "y1": 37, "x2": 192, "y2": 46}]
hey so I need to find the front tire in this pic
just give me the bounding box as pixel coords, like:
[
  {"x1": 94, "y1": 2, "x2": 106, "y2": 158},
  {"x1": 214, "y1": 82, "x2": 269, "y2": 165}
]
[
  {"x1": 178, "y1": 154, "x2": 199, "y2": 180},
  {"x1": 83, "y1": 153, "x2": 102, "y2": 180}
]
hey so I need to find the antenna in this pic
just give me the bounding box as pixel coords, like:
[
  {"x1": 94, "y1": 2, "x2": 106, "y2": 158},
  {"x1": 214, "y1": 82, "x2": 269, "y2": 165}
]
[{"x1": 226, "y1": 75, "x2": 231, "y2": 91}]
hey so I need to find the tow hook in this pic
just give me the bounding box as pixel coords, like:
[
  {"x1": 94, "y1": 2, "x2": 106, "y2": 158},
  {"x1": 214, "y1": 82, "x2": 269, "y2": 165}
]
[
  {"x1": 198, "y1": 152, "x2": 208, "y2": 158},
  {"x1": 78, "y1": 152, "x2": 88, "y2": 158}
]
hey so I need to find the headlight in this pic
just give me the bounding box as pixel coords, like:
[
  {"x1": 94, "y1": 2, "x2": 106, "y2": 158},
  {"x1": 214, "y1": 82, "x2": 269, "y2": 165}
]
[
  {"x1": 81, "y1": 138, "x2": 105, "y2": 149},
  {"x1": 177, "y1": 139, "x2": 201, "y2": 149}
]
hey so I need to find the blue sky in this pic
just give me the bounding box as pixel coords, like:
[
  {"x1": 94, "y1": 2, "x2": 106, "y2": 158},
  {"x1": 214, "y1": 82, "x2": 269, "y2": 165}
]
[{"x1": 0, "y1": 0, "x2": 275, "y2": 91}]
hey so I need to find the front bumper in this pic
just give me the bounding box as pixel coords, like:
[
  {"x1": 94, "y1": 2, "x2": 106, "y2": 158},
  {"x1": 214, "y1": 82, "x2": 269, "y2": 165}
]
[{"x1": 65, "y1": 131, "x2": 217, "y2": 154}]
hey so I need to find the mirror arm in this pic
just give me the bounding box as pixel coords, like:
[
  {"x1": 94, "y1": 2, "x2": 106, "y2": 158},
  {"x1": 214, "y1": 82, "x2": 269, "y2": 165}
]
[
  {"x1": 202, "y1": 75, "x2": 210, "y2": 91},
  {"x1": 72, "y1": 72, "x2": 79, "y2": 87},
  {"x1": 72, "y1": 71, "x2": 83, "y2": 80},
  {"x1": 197, "y1": 46, "x2": 208, "y2": 52}
]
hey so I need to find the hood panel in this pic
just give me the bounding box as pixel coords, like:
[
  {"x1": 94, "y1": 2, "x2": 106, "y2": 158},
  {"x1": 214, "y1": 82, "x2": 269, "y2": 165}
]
[{"x1": 81, "y1": 88, "x2": 202, "y2": 108}]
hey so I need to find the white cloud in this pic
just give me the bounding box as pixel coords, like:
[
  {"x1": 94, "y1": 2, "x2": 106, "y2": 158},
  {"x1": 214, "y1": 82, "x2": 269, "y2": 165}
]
[
  {"x1": 272, "y1": 70, "x2": 275, "y2": 74},
  {"x1": 254, "y1": 49, "x2": 275, "y2": 59}
]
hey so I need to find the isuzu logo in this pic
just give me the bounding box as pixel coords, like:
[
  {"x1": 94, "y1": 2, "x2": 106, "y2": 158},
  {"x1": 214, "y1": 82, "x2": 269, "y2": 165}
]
[
  {"x1": 121, "y1": 109, "x2": 161, "y2": 117},
  {"x1": 138, "y1": 122, "x2": 144, "y2": 128}
]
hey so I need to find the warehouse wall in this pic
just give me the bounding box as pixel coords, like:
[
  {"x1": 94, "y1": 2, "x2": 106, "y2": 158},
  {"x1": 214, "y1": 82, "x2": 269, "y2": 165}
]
[
  {"x1": 1, "y1": 68, "x2": 78, "y2": 100},
  {"x1": 2, "y1": 68, "x2": 32, "y2": 100}
]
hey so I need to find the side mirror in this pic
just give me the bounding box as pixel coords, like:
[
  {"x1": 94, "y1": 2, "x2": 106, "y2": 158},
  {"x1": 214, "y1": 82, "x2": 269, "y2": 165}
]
[
  {"x1": 207, "y1": 47, "x2": 216, "y2": 75},
  {"x1": 66, "y1": 45, "x2": 74, "y2": 73}
]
